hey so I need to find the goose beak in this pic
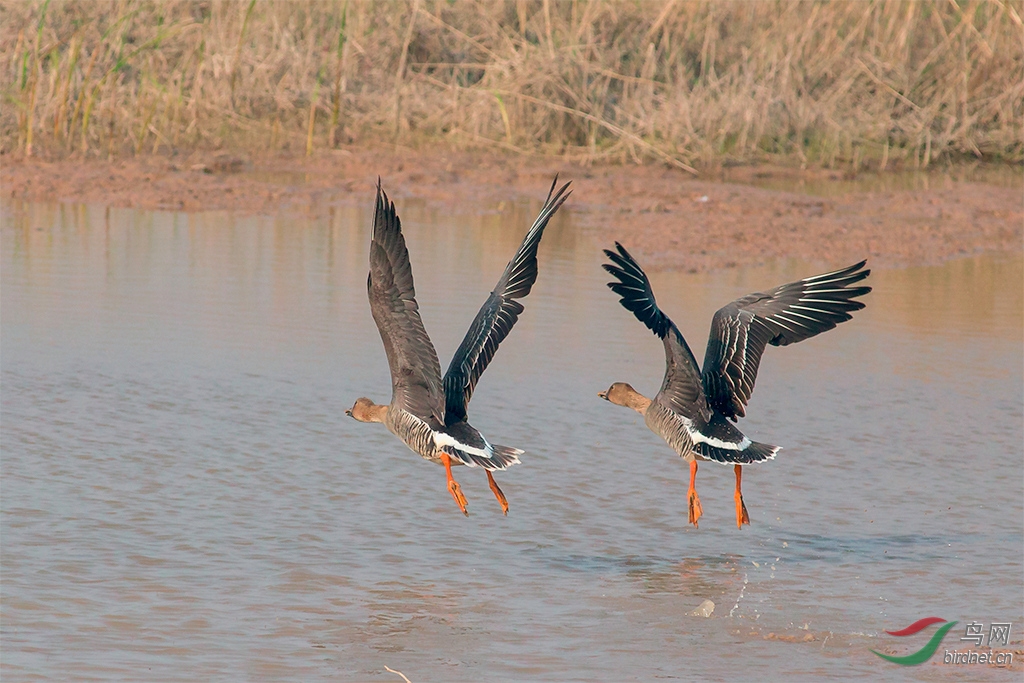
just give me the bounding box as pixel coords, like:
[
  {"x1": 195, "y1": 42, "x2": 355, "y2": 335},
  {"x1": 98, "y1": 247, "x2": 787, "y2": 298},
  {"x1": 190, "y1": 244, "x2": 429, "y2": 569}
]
[
  {"x1": 597, "y1": 390, "x2": 608, "y2": 400},
  {"x1": 344, "y1": 408, "x2": 353, "y2": 417}
]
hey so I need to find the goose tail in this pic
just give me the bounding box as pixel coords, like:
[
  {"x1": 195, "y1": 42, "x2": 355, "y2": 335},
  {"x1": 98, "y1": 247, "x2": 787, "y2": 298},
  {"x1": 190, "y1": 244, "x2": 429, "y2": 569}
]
[
  {"x1": 440, "y1": 443, "x2": 522, "y2": 471},
  {"x1": 484, "y1": 444, "x2": 523, "y2": 471},
  {"x1": 695, "y1": 440, "x2": 780, "y2": 465}
]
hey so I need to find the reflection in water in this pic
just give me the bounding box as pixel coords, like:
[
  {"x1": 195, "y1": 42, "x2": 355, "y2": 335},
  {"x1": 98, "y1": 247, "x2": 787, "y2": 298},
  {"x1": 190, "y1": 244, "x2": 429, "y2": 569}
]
[
  {"x1": 625, "y1": 556, "x2": 745, "y2": 598},
  {"x1": 2, "y1": 197, "x2": 1021, "y2": 681},
  {"x1": 724, "y1": 164, "x2": 1023, "y2": 196}
]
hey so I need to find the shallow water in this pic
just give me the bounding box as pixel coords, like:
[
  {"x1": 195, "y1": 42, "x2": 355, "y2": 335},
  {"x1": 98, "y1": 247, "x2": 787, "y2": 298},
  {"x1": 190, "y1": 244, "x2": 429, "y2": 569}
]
[{"x1": 2, "y1": 195, "x2": 1021, "y2": 681}]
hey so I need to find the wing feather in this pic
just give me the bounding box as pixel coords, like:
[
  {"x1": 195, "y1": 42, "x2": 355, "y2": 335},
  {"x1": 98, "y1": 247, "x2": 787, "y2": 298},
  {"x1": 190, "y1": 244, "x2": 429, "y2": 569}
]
[
  {"x1": 602, "y1": 242, "x2": 709, "y2": 422},
  {"x1": 443, "y1": 177, "x2": 571, "y2": 424},
  {"x1": 368, "y1": 180, "x2": 445, "y2": 423},
  {"x1": 701, "y1": 260, "x2": 871, "y2": 420}
]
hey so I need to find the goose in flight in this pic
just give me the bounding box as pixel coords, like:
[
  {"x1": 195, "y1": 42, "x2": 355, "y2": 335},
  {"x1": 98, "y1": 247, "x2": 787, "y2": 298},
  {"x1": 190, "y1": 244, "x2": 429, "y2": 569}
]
[
  {"x1": 347, "y1": 178, "x2": 571, "y2": 515},
  {"x1": 599, "y1": 243, "x2": 870, "y2": 528}
]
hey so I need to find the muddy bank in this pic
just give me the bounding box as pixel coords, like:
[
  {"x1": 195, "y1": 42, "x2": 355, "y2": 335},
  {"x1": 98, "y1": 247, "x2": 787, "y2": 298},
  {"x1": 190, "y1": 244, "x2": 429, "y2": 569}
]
[{"x1": 2, "y1": 148, "x2": 1020, "y2": 272}]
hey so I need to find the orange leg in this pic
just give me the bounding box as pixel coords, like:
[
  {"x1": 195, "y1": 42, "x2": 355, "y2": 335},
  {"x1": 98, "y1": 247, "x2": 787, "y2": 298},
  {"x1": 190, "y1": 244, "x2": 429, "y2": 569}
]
[
  {"x1": 441, "y1": 452, "x2": 468, "y2": 516},
  {"x1": 486, "y1": 470, "x2": 509, "y2": 515},
  {"x1": 734, "y1": 465, "x2": 750, "y2": 529},
  {"x1": 687, "y1": 460, "x2": 703, "y2": 527}
]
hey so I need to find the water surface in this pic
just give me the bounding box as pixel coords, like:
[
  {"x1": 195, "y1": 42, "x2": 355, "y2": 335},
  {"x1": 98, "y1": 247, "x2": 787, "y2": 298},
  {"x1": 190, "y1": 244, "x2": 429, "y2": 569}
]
[{"x1": 2, "y1": 196, "x2": 1021, "y2": 680}]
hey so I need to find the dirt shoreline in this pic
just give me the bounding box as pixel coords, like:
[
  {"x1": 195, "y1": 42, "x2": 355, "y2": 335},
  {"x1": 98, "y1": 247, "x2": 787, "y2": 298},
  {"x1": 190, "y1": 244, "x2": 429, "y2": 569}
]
[{"x1": 2, "y1": 148, "x2": 1021, "y2": 272}]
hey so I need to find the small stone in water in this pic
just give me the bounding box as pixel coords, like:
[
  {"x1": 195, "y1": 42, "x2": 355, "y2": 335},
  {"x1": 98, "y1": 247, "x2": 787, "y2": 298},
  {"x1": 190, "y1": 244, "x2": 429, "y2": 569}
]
[{"x1": 689, "y1": 600, "x2": 715, "y2": 617}]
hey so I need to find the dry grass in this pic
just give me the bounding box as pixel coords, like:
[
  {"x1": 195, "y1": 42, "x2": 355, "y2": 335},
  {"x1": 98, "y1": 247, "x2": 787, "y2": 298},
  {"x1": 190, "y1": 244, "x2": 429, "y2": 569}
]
[{"x1": 2, "y1": 0, "x2": 1021, "y2": 170}]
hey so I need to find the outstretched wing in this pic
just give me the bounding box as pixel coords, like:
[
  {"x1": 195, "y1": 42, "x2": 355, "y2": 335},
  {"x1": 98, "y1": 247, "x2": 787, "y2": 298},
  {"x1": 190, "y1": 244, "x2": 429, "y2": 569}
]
[
  {"x1": 701, "y1": 260, "x2": 871, "y2": 420},
  {"x1": 443, "y1": 177, "x2": 572, "y2": 425},
  {"x1": 602, "y1": 242, "x2": 708, "y2": 422},
  {"x1": 368, "y1": 180, "x2": 445, "y2": 423}
]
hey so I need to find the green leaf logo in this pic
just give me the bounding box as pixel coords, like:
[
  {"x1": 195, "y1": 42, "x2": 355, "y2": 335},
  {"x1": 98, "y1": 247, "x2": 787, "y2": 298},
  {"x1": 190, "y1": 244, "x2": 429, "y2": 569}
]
[{"x1": 872, "y1": 620, "x2": 958, "y2": 666}]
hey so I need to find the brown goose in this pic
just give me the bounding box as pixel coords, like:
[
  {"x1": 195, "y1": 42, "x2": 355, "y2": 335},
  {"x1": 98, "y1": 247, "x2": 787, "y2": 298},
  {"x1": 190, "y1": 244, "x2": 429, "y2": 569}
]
[
  {"x1": 347, "y1": 178, "x2": 571, "y2": 515},
  {"x1": 599, "y1": 243, "x2": 870, "y2": 528}
]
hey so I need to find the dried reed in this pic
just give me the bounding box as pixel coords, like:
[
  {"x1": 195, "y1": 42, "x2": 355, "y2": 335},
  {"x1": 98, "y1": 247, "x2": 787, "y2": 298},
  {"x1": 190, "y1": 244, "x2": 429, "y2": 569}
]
[{"x1": 2, "y1": 0, "x2": 1021, "y2": 170}]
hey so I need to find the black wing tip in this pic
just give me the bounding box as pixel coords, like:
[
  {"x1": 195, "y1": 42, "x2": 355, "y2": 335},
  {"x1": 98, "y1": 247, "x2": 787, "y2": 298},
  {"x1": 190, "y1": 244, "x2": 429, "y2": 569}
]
[
  {"x1": 603, "y1": 241, "x2": 638, "y2": 267},
  {"x1": 601, "y1": 242, "x2": 645, "y2": 284},
  {"x1": 602, "y1": 242, "x2": 631, "y2": 260},
  {"x1": 537, "y1": 174, "x2": 572, "y2": 213},
  {"x1": 817, "y1": 259, "x2": 871, "y2": 283},
  {"x1": 601, "y1": 243, "x2": 673, "y2": 338},
  {"x1": 545, "y1": 178, "x2": 573, "y2": 216},
  {"x1": 546, "y1": 173, "x2": 565, "y2": 199},
  {"x1": 529, "y1": 176, "x2": 573, "y2": 234},
  {"x1": 837, "y1": 259, "x2": 869, "y2": 275},
  {"x1": 372, "y1": 178, "x2": 401, "y2": 238},
  {"x1": 602, "y1": 264, "x2": 642, "y2": 295},
  {"x1": 838, "y1": 265, "x2": 871, "y2": 288},
  {"x1": 546, "y1": 172, "x2": 572, "y2": 196},
  {"x1": 799, "y1": 260, "x2": 872, "y2": 303},
  {"x1": 373, "y1": 177, "x2": 388, "y2": 210}
]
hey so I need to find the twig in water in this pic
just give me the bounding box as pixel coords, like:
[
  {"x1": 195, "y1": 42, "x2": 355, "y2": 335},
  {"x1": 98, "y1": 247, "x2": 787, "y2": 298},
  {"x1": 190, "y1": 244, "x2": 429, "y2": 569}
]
[{"x1": 384, "y1": 665, "x2": 412, "y2": 683}]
